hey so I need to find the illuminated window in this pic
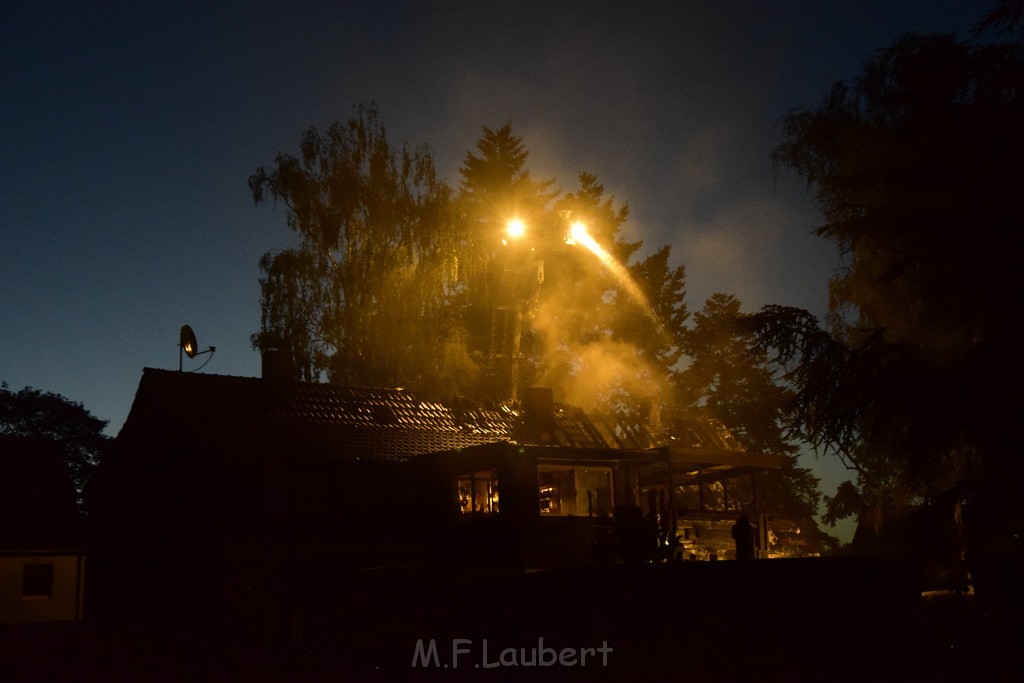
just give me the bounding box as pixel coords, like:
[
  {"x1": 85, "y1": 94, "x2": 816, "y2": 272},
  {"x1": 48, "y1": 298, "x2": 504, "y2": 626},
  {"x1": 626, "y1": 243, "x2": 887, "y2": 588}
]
[
  {"x1": 22, "y1": 563, "x2": 54, "y2": 600},
  {"x1": 457, "y1": 470, "x2": 500, "y2": 517},
  {"x1": 538, "y1": 465, "x2": 613, "y2": 517}
]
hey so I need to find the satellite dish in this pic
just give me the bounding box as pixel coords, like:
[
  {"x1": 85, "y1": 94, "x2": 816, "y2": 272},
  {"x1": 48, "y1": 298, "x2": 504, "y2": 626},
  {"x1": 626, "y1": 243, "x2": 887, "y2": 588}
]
[
  {"x1": 178, "y1": 324, "x2": 215, "y2": 371},
  {"x1": 180, "y1": 325, "x2": 199, "y2": 359}
]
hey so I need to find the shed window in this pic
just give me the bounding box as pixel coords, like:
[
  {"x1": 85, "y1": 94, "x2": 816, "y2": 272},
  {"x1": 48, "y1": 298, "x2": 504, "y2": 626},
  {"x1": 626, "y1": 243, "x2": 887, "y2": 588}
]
[{"x1": 22, "y1": 563, "x2": 54, "y2": 600}]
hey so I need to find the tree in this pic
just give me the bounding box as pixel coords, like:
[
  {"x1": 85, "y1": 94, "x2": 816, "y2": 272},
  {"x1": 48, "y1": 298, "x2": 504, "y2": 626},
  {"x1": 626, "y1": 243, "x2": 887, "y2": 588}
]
[
  {"x1": 777, "y1": 34, "x2": 1022, "y2": 359},
  {"x1": 744, "y1": 306, "x2": 933, "y2": 530},
  {"x1": 455, "y1": 123, "x2": 559, "y2": 402},
  {"x1": 0, "y1": 381, "x2": 109, "y2": 504},
  {"x1": 751, "y1": 29, "x2": 1024, "y2": 548},
  {"x1": 974, "y1": 0, "x2": 1024, "y2": 40},
  {"x1": 676, "y1": 295, "x2": 821, "y2": 524},
  {"x1": 454, "y1": 126, "x2": 689, "y2": 412},
  {"x1": 249, "y1": 104, "x2": 475, "y2": 394},
  {"x1": 458, "y1": 123, "x2": 557, "y2": 241}
]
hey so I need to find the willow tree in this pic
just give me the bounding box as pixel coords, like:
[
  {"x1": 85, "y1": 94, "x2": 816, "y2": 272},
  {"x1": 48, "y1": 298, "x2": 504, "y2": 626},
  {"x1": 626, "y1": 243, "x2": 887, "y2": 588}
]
[{"x1": 249, "y1": 105, "x2": 475, "y2": 393}]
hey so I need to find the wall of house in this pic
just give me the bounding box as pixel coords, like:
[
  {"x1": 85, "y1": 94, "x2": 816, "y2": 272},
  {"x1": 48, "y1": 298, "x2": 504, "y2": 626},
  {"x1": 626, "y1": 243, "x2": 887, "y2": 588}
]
[
  {"x1": 499, "y1": 452, "x2": 543, "y2": 525},
  {"x1": 0, "y1": 553, "x2": 84, "y2": 624},
  {"x1": 614, "y1": 461, "x2": 642, "y2": 511}
]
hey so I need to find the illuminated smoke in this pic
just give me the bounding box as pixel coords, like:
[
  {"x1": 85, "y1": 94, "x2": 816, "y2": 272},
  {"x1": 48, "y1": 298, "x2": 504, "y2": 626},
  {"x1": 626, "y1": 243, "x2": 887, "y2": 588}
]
[
  {"x1": 530, "y1": 285, "x2": 665, "y2": 413},
  {"x1": 569, "y1": 222, "x2": 663, "y2": 330}
]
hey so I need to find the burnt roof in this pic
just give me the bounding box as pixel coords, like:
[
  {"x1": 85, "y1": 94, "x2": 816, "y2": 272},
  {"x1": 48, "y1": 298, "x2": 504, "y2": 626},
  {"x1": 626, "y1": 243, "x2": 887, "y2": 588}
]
[
  {"x1": 116, "y1": 368, "x2": 622, "y2": 462},
  {"x1": 115, "y1": 369, "x2": 774, "y2": 470}
]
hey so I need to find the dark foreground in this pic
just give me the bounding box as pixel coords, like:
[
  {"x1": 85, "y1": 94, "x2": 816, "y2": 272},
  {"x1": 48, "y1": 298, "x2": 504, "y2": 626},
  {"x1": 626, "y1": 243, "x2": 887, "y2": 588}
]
[{"x1": 2, "y1": 557, "x2": 1020, "y2": 682}]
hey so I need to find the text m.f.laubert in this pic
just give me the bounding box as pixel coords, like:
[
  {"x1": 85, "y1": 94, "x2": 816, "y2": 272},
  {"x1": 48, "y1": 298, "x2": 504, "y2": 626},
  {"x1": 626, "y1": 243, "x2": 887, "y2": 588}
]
[{"x1": 412, "y1": 638, "x2": 613, "y2": 669}]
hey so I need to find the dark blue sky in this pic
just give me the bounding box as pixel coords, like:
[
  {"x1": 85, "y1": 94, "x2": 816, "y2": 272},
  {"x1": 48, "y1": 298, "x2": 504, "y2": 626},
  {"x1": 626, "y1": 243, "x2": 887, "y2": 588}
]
[{"x1": 1, "y1": 1, "x2": 991, "y2": 539}]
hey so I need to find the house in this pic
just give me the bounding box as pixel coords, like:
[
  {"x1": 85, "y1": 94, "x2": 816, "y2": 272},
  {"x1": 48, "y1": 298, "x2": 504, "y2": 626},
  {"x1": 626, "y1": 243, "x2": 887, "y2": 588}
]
[
  {"x1": 88, "y1": 366, "x2": 784, "y2": 626},
  {"x1": 0, "y1": 436, "x2": 86, "y2": 624}
]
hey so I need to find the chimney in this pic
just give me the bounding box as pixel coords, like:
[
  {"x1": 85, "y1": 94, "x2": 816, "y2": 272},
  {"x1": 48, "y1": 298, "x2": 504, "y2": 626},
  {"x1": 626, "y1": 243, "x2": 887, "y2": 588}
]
[
  {"x1": 261, "y1": 348, "x2": 294, "y2": 383},
  {"x1": 522, "y1": 387, "x2": 554, "y2": 437}
]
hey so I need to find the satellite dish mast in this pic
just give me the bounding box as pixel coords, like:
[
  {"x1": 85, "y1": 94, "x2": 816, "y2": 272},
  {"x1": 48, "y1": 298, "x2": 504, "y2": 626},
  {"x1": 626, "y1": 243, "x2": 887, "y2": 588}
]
[{"x1": 179, "y1": 324, "x2": 216, "y2": 371}]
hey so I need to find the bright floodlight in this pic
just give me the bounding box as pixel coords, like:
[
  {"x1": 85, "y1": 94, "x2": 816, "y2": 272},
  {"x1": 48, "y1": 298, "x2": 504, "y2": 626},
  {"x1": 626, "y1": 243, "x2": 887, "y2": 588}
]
[
  {"x1": 570, "y1": 221, "x2": 588, "y2": 242},
  {"x1": 506, "y1": 218, "x2": 526, "y2": 239}
]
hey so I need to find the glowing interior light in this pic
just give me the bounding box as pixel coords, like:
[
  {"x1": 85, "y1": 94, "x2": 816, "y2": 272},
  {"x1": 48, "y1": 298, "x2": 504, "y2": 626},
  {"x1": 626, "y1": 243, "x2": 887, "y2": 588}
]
[{"x1": 506, "y1": 218, "x2": 526, "y2": 239}]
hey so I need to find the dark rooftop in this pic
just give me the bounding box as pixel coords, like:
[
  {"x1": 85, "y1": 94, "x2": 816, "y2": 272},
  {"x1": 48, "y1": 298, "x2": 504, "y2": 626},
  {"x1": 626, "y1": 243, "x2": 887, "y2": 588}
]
[
  {"x1": 116, "y1": 368, "x2": 777, "y2": 471},
  {"x1": 117, "y1": 369, "x2": 642, "y2": 462}
]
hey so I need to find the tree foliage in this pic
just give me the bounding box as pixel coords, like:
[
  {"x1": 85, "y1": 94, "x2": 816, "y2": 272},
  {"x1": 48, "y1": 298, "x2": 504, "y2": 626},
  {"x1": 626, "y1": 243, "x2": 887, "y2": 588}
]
[
  {"x1": 0, "y1": 381, "x2": 109, "y2": 500},
  {"x1": 676, "y1": 295, "x2": 821, "y2": 523},
  {"x1": 974, "y1": 0, "x2": 1024, "y2": 41},
  {"x1": 455, "y1": 123, "x2": 558, "y2": 401},
  {"x1": 458, "y1": 123, "x2": 557, "y2": 244},
  {"x1": 249, "y1": 104, "x2": 472, "y2": 393},
  {"x1": 776, "y1": 34, "x2": 1023, "y2": 358},
  {"x1": 752, "y1": 30, "x2": 1024, "y2": 547},
  {"x1": 252, "y1": 112, "x2": 692, "y2": 412},
  {"x1": 451, "y1": 124, "x2": 686, "y2": 411}
]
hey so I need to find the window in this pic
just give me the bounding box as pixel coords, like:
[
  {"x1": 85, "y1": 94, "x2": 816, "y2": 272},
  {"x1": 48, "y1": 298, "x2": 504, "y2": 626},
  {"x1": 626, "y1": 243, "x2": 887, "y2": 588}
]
[
  {"x1": 457, "y1": 469, "x2": 500, "y2": 517},
  {"x1": 22, "y1": 563, "x2": 54, "y2": 600},
  {"x1": 538, "y1": 465, "x2": 613, "y2": 517}
]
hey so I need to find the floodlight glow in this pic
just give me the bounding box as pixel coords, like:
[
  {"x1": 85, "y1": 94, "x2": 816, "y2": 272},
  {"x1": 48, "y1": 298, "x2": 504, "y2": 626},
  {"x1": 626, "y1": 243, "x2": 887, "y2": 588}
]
[
  {"x1": 506, "y1": 218, "x2": 526, "y2": 239},
  {"x1": 568, "y1": 221, "x2": 663, "y2": 330},
  {"x1": 569, "y1": 222, "x2": 602, "y2": 255}
]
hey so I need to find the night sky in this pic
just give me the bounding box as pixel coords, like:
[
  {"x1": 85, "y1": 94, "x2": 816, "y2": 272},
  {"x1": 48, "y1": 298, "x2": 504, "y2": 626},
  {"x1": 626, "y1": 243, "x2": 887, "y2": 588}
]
[{"x1": 1, "y1": 1, "x2": 991, "y2": 541}]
